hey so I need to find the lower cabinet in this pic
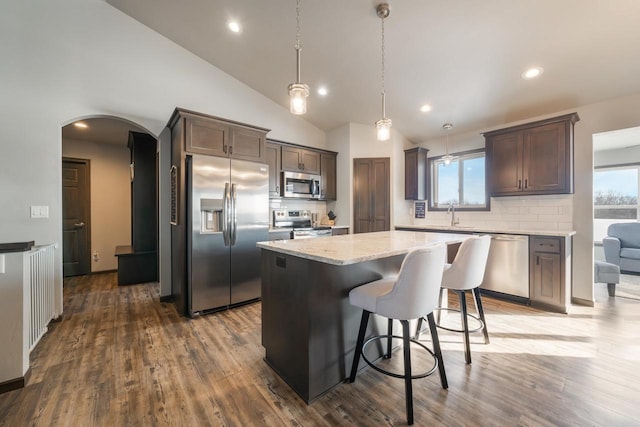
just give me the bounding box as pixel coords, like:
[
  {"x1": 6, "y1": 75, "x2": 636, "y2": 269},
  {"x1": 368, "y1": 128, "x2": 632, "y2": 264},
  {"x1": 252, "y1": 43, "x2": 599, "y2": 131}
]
[
  {"x1": 331, "y1": 227, "x2": 349, "y2": 236},
  {"x1": 530, "y1": 236, "x2": 570, "y2": 313}
]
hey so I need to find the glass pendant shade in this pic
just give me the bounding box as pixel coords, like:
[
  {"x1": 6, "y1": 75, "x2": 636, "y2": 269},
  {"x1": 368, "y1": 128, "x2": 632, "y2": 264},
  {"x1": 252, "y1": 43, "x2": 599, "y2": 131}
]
[
  {"x1": 376, "y1": 117, "x2": 392, "y2": 141},
  {"x1": 289, "y1": 83, "x2": 309, "y2": 115},
  {"x1": 442, "y1": 154, "x2": 455, "y2": 165}
]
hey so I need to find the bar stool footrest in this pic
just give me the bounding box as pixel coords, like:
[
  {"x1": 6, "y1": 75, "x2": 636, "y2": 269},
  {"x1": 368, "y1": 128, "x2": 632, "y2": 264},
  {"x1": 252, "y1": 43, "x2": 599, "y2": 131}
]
[
  {"x1": 433, "y1": 307, "x2": 485, "y2": 334},
  {"x1": 361, "y1": 334, "x2": 438, "y2": 380}
]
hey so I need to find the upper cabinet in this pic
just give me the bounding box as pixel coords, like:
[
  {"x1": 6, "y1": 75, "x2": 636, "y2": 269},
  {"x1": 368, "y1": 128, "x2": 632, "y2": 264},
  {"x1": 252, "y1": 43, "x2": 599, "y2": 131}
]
[
  {"x1": 266, "y1": 141, "x2": 281, "y2": 198},
  {"x1": 320, "y1": 152, "x2": 337, "y2": 200},
  {"x1": 173, "y1": 108, "x2": 268, "y2": 163},
  {"x1": 484, "y1": 113, "x2": 579, "y2": 196},
  {"x1": 404, "y1": 147, "x2": 429, "y2": 200},
  {"x1": 281, "y1": 146, "x2": 321, "y2": 174}
]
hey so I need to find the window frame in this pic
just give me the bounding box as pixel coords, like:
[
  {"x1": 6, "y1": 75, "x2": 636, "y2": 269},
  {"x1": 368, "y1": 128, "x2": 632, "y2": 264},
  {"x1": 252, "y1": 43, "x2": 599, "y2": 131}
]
[{"x1": 427, "y1": 148, "x2": 490, "y2": 212}]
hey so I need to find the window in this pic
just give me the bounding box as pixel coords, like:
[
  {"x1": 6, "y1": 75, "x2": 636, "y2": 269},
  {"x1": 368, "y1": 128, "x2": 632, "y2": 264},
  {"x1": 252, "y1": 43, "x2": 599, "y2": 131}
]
[
  {"x1": 594, "y1": 165, "x2": 639, "y2": 241},
  {"x1": 429, "y1": 149, "x2": 488, "y2": 210}
]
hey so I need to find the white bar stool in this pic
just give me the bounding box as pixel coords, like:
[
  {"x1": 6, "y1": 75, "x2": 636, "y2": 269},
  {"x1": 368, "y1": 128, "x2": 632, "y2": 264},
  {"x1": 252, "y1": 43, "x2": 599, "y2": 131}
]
[
  {"x1": 417, "y1": 235, "x2": 491, "y2": 364},
  {"x1": 348, "y1": 244, "x2": 448, "y2": 426}
]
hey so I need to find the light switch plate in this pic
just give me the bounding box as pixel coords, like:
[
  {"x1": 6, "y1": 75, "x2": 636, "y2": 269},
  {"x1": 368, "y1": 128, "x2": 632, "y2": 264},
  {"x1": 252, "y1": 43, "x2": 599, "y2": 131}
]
[{"x1": 30, "y1": 205, "x2": 49, "y2": 218}]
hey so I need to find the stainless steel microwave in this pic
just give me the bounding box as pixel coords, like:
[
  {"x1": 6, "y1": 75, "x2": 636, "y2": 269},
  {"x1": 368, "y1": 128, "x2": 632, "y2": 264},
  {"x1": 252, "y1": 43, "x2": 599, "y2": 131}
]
[{"x1": 282, "y1": 171, "x2": 321, "y2": 199}]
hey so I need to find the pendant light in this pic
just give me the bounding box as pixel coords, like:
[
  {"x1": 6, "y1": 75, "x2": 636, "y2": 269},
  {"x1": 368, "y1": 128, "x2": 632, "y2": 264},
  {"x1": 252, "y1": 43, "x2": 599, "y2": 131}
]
[
  {"x1": 288, "y1": 0, "x2": 309, "y2": 115},
  {"x1": 375, "y1": 3, "x2": 391, "y2": 141},
  {"x1": 442, "y1": 123, "x2": 457, "y2": 165}
]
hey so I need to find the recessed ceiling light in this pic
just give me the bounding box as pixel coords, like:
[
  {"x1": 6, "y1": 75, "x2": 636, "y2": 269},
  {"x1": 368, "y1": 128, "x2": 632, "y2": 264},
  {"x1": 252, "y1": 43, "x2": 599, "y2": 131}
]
[
  {"x1": 317, "y1": 87, "x2": 328, "y2": 96},
  {"x1": 522, "y1": 66, "x2": 544, "y2": 80},
  {"x1": 227, "y1": 21, "x2": 241, "y2": 33},
  {"x1": 419, "y1": 104, "x2": 432, "y2": 113},
  {"x1": 74, "y1": 122, "x2": 88, "y2": 129}
]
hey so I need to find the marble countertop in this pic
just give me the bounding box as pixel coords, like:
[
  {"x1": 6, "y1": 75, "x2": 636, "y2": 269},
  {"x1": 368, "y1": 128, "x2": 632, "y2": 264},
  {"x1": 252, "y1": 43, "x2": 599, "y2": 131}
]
[
  {"x1": 257, "y1": 230, "x2": 470, "y2": 266},
  {"x1": 395, "y1": 224, "x2": 576, "y2": 237}
]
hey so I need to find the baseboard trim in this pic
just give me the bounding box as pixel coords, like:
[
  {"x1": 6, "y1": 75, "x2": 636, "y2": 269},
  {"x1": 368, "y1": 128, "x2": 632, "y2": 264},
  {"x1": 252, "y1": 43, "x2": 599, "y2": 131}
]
[
  {"x1": 571, "y1": 296, "x2": 595, "y2": 307},
  {"x1": 0, "y1": 368, "x2": 31, "y2": 395}
]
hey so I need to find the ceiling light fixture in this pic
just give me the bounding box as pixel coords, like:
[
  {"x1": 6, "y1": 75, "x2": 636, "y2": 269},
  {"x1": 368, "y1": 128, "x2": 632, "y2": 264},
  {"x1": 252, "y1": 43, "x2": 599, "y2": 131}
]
[
  {"x1": 375, "y1": 3, "x2": 391, "y2": 141},
  {"x1": 522, "y1": 66, "x2": 544, "y2": 80},
  {"x1": 420, "y1": 104, "x2": 432, "y2": 113},
  {"x1": 227, "y1": 21, "x2": 241, "y2": 33},
  {"x1": 74, "y1": 122, "x2": 88, "y2": 129},
  {"x1": 288, "y1": 0, "x2": 309, "y2": 115},
  {"x1": 442, "y1": 123, "x2": 457, "y2": 165}
]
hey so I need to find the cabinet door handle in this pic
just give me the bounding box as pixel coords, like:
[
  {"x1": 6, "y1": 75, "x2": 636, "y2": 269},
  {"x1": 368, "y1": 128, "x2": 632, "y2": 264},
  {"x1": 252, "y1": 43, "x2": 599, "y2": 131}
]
[
  {"x1": 518, "y1": 179, "x2": 522, "y2": 189},
  {"x1": 524, "y1": 179, "x2": 528, "y2": 189},
  {"x1": 223, "y1": 145, "x2": 227, "y2": 154},
  {"x1": 536, "y1": 255, "x2": 539, "y2": 265},
  {"x1": 276, "y1": 185, "x2": 279, "y2": 193},
  {"x1": 229, "y1": 145, "x2": 233, "y2": 155}
]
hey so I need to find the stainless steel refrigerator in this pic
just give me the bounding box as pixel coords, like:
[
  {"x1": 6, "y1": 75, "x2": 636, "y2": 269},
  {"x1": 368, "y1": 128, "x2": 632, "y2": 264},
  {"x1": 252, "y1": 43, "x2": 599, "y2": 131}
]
[{"x1": 187, "y1": 154, "x2": 268, "y2": 315}]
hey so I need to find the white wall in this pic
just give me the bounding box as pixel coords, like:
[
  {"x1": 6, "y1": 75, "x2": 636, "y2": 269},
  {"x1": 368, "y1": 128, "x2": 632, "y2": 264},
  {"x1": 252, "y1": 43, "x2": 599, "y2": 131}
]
[
  {"x1": 594, "y1": 144, "x2": 640, "y2": 167},
  {"x1": 326, "y1": 124, "x2": 351, "y2": 227},
  {"x1": 62, "y1": 139, "x2": 131, "y2": 272},
  {"x1": 0, "y1": 0, "x2": 325, "y2": 310}
]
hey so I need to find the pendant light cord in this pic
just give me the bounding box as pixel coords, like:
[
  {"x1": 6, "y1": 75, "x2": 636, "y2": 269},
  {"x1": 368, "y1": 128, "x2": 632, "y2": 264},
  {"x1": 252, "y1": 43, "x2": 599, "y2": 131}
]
[
  {"x1": 296, "y1": 0, "x2": 301, "y2": 51},
  {"x1": 380, "y1": 13, "x2": 386, "y2": 117}
]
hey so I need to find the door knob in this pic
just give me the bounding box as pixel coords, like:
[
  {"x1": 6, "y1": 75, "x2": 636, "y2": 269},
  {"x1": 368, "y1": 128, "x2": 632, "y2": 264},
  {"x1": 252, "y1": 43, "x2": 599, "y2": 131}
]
[{"x1": 74, "y1": 222, "x2": 85, "y2": 228}]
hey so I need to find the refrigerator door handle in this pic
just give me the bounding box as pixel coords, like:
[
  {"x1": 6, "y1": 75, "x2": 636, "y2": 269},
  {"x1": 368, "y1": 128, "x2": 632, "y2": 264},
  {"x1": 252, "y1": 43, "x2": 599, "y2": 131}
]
[
  {"x1": 222, "y1": 182, "x2": 231, "y2": 246},
  {"x1": 230, "y1": 183, "x2": 238, "y2": 246}
]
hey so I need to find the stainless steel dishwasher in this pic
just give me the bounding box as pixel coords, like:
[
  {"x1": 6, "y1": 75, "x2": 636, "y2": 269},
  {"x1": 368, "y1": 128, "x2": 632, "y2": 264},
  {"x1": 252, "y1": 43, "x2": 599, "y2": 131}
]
[{"x1": 480, "y1": 234, "x2": 530, "y2": 302}]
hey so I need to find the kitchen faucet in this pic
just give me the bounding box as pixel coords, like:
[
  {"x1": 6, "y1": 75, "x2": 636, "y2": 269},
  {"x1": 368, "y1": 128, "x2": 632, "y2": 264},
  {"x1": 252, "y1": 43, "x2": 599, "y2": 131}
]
[{"x1": 448, "y1": 203, "x2": 459, "y2": 226}]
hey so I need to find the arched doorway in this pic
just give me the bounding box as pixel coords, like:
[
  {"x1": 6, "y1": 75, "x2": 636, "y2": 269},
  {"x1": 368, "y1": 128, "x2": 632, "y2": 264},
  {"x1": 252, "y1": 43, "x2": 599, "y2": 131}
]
[{"x1": 61, "y1": 116, "x2": 157, "y2": 280}]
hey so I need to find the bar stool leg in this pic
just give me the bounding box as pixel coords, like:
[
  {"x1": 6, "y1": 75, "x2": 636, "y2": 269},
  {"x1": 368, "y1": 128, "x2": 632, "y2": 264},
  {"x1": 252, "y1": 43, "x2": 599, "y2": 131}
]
[
  {"x1": 426, "y1": 312, "x2": 448, "y2": 389},
  {"x1": 349, "y1": 310, "x2": 370, "y2": 383},
  {"x1": 400, "y1": 320, "x2": 414, "y2": 425},
  {"x1": 458, "y1": 290, "x2": 472, "y2": 364},
  {"x1": 385, "y1": 318, "x2": 393, "y2": 359},
  {"x1": 414, "y1": 316, "x2": 424, "y2": 340},
  {"x1": 436, "y1": 288, "x2": 444, "y2": 324},
  {"x1": 472, "y1": 287, "x2": 489, "y2": 344}
]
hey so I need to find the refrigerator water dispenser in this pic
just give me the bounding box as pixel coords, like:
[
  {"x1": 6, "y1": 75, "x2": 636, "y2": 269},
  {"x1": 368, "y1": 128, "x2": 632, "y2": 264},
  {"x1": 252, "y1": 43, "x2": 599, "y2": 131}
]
[{"x1": 200, "y1": 198, "x2": 223, "y2": 233}]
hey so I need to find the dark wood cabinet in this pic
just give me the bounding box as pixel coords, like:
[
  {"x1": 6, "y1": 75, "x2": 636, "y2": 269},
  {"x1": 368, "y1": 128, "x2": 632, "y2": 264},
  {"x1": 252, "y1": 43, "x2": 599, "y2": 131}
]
[
  {"x1": 530, "y1": 236, "x2": 570, "y2": 313},
  {"x1": 404, "y1": 147, "x2": 429, "y2": 200},
  {"x1": 266, "y1": 141, "x2": 281, "y2": 198},
  {"x1": 353, "y1": 158, "x2": 390, "y2": 234},
  {"x1": 281, "y1": 146, "x2": 320, "y2": 174},
  {"x1": 320, "y1": 152, "x2": 337, "y2": 200},
  {"x1": 129, "y1": 132, "x2": 157, "y2": 252},
  {"x1": 331, "y1": 227, "x2": 349, "y2": 236},
  {"x1": 485, "y1": 113, "x2": 579, "y2": 196},
  {"x1": 183, "y1": 110, "x2": 267, "y2": 163},
  {"x1": 116, "y1": 131, "x2": 158, "y2": 286}
]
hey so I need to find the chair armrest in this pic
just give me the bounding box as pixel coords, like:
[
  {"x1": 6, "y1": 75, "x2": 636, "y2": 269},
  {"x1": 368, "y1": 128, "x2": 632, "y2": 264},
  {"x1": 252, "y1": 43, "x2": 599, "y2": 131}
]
[{"x1": 603, "y1": 236, "x2": 621, "y2": 265}]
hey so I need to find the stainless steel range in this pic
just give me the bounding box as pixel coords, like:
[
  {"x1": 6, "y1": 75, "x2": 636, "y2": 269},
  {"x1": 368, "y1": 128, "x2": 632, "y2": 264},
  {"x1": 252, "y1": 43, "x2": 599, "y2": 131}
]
[{"x1": 272, "y1": 209, "x2": 332, "y2": 239}]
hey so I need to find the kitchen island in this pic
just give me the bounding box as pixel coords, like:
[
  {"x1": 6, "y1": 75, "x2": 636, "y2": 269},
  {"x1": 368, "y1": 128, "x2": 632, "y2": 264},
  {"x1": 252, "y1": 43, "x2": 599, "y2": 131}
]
[{"x1": 257, "y1": 230, "x2": 470, "y2": 403}]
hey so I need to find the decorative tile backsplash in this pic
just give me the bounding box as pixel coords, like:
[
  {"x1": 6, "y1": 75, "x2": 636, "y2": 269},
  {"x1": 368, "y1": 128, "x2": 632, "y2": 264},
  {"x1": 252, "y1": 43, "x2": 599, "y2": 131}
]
[{"x1": 411, "y1": 195, "x2": 573, "y2": 231}]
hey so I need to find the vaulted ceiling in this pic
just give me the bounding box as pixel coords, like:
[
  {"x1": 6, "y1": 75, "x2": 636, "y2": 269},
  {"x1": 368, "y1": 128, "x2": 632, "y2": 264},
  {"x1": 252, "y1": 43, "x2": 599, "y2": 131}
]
[{"x1": 106, "y1": 0, "x2": 640, "y2": 142}]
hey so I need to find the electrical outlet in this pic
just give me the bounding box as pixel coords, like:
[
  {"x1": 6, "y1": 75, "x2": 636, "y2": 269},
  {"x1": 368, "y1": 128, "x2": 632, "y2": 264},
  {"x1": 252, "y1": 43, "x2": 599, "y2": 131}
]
[{"x1": 92, "y1": 251, "x2": 100, "y2": 262}]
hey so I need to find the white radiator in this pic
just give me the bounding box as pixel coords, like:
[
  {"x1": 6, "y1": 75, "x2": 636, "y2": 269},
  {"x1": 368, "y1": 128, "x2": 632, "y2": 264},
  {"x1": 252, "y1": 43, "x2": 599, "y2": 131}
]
[{"x1": 28, "y1": 244, "x2": 55, "y2": 352}]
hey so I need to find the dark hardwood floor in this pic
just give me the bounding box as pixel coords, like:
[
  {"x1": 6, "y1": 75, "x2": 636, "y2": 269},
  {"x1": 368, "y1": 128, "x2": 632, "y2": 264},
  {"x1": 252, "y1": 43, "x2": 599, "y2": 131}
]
[{"x1": 1, "y1": 272, "x2": 639, "y2": 426}]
